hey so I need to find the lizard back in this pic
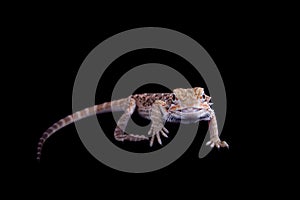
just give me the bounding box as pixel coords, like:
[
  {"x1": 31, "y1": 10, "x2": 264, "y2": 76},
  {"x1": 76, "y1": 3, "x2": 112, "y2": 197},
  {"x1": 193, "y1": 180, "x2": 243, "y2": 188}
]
[{"x1": 132, "y1": 93, "x2": 174, "y2": 119}]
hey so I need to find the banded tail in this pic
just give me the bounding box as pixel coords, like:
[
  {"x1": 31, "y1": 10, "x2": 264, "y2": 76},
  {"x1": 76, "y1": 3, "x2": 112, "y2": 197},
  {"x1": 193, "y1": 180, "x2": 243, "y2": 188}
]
[{"x1": 36, "y1": 97, "x2": 130, "y2": 161}]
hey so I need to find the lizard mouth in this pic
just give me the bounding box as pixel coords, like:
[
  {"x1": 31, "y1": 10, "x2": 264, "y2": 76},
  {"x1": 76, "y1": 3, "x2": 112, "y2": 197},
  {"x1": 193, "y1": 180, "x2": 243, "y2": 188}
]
[
  {"x1": 171, "y1": 108, "x2": 211, "y2": 119},
  {"x1": 175, "y1": 107, "x2": 203, "y2": 113}
]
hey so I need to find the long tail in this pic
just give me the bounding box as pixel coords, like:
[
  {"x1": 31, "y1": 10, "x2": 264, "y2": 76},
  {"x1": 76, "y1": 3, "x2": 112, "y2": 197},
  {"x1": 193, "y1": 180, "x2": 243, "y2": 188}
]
[{"x1": 36, "y1": 97, "x2": 130, "y2": 161}]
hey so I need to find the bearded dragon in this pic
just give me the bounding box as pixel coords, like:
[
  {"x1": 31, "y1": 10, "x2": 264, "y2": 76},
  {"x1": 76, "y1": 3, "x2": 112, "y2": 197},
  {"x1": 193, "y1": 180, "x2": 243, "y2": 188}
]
[{"x1": 37, "y1": 87, "x2": 228, "y2": 160}]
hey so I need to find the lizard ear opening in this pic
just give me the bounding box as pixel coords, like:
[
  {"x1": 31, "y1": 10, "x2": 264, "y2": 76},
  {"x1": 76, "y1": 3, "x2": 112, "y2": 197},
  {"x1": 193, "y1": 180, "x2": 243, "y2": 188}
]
[{"x1": 172, "y1": 94, "x2": 176, "y2": 101}]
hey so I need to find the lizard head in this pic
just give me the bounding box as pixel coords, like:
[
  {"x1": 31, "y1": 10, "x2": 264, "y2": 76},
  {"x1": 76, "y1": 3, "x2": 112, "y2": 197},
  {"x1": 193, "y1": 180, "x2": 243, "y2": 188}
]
[{"x1": 168, "y1": 87, "x2": 213, "y2": 123}]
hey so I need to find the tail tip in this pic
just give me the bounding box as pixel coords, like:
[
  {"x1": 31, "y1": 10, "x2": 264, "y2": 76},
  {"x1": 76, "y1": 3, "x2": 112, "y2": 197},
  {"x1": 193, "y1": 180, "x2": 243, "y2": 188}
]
[{"x1": 36, "y1": 151, "x2": 41, "y2": 160}]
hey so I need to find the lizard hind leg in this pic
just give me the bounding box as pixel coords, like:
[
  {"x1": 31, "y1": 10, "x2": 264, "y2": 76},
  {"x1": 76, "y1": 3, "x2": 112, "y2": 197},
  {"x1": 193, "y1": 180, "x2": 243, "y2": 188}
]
[{"x1": 114, "y1": 98, "x2": 148, "y2": 142}]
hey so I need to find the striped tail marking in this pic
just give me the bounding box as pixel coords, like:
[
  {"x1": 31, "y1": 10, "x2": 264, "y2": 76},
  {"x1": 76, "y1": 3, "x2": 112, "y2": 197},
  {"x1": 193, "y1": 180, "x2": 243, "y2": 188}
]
[{"x1": 36, "y1": 102, "x2": 112, "y2": 161}]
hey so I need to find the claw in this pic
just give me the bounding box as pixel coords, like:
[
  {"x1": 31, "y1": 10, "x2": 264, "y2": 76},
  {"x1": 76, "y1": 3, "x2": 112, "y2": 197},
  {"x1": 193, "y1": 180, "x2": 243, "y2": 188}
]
[
  {"x1": 220, "y1": 141, "x2": 228, "y2": 148},
  {"x1": 207, "y1": 140, "x2": 229, "y2": 149},
  {"x1": 162, "y1": 127, "x2": 169, "y2": 134},
  {"x1": 156, "y1": 133, "x2": 162, "y2": 145},
  {"x1": 223, "y1": 141, "x2": 229, "y2": 149},
  {"x1": 150, "y1": 135, "x2": 155, "y2": 147},
  {"x1": 160, "y1": 131, "x2": 168, "y2": 138},
  {"x1": 148, "y1": 129, "x2": 152, "y2": 135}
]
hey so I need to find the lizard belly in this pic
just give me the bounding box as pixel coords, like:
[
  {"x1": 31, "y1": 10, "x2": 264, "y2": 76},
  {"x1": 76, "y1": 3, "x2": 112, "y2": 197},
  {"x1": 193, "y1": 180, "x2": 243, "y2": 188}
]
[{"x1": 137, "y1": 107, "x2": 151, "y2": 120}]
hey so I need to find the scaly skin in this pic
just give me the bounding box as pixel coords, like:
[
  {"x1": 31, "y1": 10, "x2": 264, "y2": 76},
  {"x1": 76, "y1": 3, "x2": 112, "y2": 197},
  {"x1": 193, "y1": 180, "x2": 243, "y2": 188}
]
[{"x1": 37, "y1": 87, "x2": 228, "y2": 160}]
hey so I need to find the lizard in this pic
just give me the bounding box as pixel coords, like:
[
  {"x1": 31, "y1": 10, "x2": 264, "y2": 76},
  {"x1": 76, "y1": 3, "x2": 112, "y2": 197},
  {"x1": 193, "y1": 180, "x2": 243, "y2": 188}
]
[{"x1": 36, "y1": 87, "x2": 228, "y2": 160}]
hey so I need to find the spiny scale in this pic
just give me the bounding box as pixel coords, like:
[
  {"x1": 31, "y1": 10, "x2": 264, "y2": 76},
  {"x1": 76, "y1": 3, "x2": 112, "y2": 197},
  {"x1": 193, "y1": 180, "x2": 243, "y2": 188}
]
[{"x1": 37, "y1": 88, "x2": 229, "y2": 161}]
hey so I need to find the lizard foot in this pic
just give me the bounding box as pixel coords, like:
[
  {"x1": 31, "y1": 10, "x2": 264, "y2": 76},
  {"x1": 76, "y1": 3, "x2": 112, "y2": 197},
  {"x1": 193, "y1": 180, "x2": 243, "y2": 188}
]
[
  {"x1": 114, "y1": 126, "x2": 148, "y2": 141},
  {"x1": 206, "y1": 139, "x2": 229, "y2": 149},
  {"x1": 148, "y1": 126, "x2": 169, "y2": 147}
]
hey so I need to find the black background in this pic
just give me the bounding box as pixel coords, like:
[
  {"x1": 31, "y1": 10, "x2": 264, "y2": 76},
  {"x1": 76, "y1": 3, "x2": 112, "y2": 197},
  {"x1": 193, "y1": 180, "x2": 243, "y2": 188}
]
[{"x1": 7, "y1": 13, "x2": 274, "y2": 196}]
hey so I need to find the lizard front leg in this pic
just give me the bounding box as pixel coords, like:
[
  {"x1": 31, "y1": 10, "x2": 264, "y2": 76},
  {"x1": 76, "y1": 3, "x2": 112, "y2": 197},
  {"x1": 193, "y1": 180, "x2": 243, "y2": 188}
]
[
  {"x1": 148, "y1": 100, "x2": 170, "y2": 147},
  {"x1": 206, "y1": 111, "x2": 229, "y2": 148},
  {"x1": 114, "y1": 98, "x2": 148, "y2": 142}
]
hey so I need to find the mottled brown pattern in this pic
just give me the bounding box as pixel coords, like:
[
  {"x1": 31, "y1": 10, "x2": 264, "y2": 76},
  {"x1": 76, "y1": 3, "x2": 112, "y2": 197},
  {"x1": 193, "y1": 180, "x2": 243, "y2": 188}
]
[
  {"x1": 193, "y1": 87, "x2": 204, "y2": 99},
  {"x1": 57, "y1": 120, "x2": 63, "y2": 126},
  {"x1": 96, "y1": 105, "x2": 103, "y2": 112},
  {"x1": 37, "y1": 87, "x2": 228, "y2": 161},
  {"x1": 72, "y1": 112, "x2": 79, "y2": 120},
  {"x1": 46, "y1": 128, "x2": 52, "y2": 134},
  {"x1": 169, "y1": 104, "x2": 180, "y2": 111},
  {"x1": 64, "y1": 116, "x2": 72, "y2": 123},
  {"x1": 114, "y1": 126, "x2": 125, "y2": 141},
  {"x1": 103, "y1": 102, "x2": 111, "y2": 109},
  {"x1": 133, "y1": 93, "x2": 174, "y2": 108},
  {"x1": 95, "y1": 102, "x2": 111, "y2": 113}
]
